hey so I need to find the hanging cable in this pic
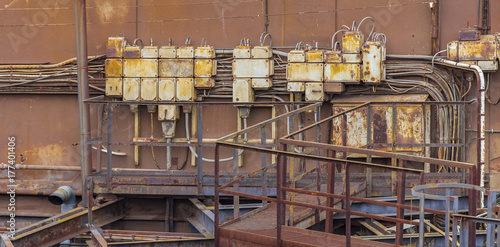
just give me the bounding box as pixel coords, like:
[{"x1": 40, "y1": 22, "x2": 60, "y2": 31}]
[{"x1": 185, "y1": 113, "x2": 246, "y2": 162}]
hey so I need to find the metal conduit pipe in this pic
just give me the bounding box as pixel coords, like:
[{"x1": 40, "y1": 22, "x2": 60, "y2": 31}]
[
  {"x1": 0, "y1": 55, "x2": 101, "y2": 70},
  {"x1": 48, "y1": 186, "x2": 77, "y2": 213},
  {"x1": 75, "y1": 0, "x2": 92, "y2": 207}
]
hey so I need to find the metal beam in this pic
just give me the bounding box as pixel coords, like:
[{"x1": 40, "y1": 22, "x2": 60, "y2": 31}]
[
  {"x1": 7, "y1": 200, "x2": 125, "y2": 247},
  {"x1": 180, "y1": 198, "x2": 215, "y2": 238}
]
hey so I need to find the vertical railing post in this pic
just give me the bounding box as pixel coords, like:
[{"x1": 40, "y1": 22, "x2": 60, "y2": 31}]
[
  {"x1": 486, "y1": 191, "x2": 497, "y2": 247},
  {"x1": 106, "y1": 103, "x2": 112, "y2": 192},
  {"x1": 396, "y1": 159, "x2": 406, "y2": 245},
  {"x1": 197, "y1": 104, "x2": 203, "y2": 194},
  {"x1": 345, "y1": 162, "x2": 351, "y2": 247},
  {"x1": 97, "y1": 104, "x2": 104, "y2": 172},
  {"x1": 445, "y1": 188, "x2": 451, "y2": 247},
  {"x1": 366, "y1": 104, "x2": 372, "y2": 197},
  {"x1": 315, "y1": 106, "x2": 321, "y2": 223},
  {"x1": 419, "y1": 193, "x2": 425, "y2": 247},
  {"x1": 325, "y1": 150, "x2": 336, "y2": 233},
  {"x1": 214, "y1": 143, "x2": 220, "y2": 247},
  {"x1": 277, "y1": 143, "x2": 287, "y2": 247},
  {"x1": 261, "y1": 125, "x2": 268, "y2": 204}
]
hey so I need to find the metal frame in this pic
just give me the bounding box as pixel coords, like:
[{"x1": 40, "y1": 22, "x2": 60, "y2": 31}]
[{"x1": 213, "y1": 101, "x2": 476, "y2": 247}]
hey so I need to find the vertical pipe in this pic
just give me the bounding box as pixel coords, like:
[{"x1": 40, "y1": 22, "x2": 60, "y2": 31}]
[
  {"x1": 419, "y1": 194, "x2": 425, "y2": 247},
  {"x1": 264, "y1": 0, "x2": 269, "y2": 33},
  {"x1": 469, "y1": 167, "x2": 477, "y2": 247},
  {"x1": 214, "y1": 143, "x2": 220, "y2": 247},
  {"x1": 460, "y1": 219, "x2": 469, "y2": 247},
  {"x1": 366, "y1": 105, "x2": 373, "y2": 197},
  {"x1": 345, "y1": 162, "x2": 351, "y2": 247},
  {"x1": 445, "y1": 188, "x2": 451, "y2": 247},
  {"x1": 486, "y1": 191, "x2": 496, "y2": 246},
  {"x1": 106, "y1": 104, "x2": 112, "y2": 192},
  {"x1": 97, "y1": 104, "x2": 104, "y2": 172},
  {"x1": 261, "y1": 126, "x2": 268, "y2": 203},
  {"x1": 166, "y1": 138, "x2": 172, "y2": 170},
  {"x1": 233, "y1": 114, "x2": 239, "y2": 218},
  {"x1": 391, "y1": 104, "x2": 397, "y2": 195},
  {"x1": 191, "y1": 106, "x2": 198, "y2": 167},
  {"x1": 430, "y1": 0, "x2": 440, "y2": 54},
  {"x1": 315, "y1": 107, "x2": 321, "y2": 223},
  {"x1": 197, "y1": 104, "x2": 203, "y2": 194},
  {"x1": 325, "y1": 150, "x2": 336, "y2": 233},
  {"x1": 75, "y1": 0, "x2": 91, "y2": 207},
  {"x1": 134, "y1": 109, "x2": 140, "y2": 166},
  {"x1": 396, "y1": 160, "x2": 406, "y2": 245}
]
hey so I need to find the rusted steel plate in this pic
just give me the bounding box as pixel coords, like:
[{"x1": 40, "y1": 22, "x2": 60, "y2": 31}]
[
  {"x1": 362, "y1": 42, "x2": 384, "y2": 83},
  {"x1": 194, "y1": 59, "x2": 216, "y2": 78},
  {"x1": 286, "y1": 63, "x2": 324, "y2": 82},
  {"x1": 233, "y1": 59, "x2": 272, "y2": 78},
  {"x1": 159, "y1": 59, "x2": 194, "y2": 78},
  {"x1": 458, "y1": 40, "x2": 497, "y2": 61},
  {"x1": 305, "y1": 50, "x2": 324, "y2": 63},
  {"x1": 324, "y1": 63, "x2": 360, "y2": 83},
  {"x1": 106, "y1": 37, "x2": 126, "y2": 58},
  {"x1": 324, "y1": 51, "x2": 342, "y2": 63},
  {"x1": 342, "y1": 31, "x2": 364, "y2": 54},
  {"x1": 105, "y1": 59, "x2": 123, "y2": 77},
  {"x1": 123, "y1": 59, "x2": 158, "y2": 77}
]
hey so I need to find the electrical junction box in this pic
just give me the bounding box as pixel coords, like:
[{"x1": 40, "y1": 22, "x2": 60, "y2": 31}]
[
  {"x1": 195, "y1": 46, "x2": 216, "y2": 59},
  {"x1": 233, "y1": 59, "x2": 273, "y2": 78},
  {"x1": 105, "y1": 78, "x2": 123, "y2": 97},
  {"x1": 158, "y1": 105, "x2": 180, "y2": 121},
  {"x1": 233, "y1": 79, "x2": 254, "y2": 103},
  {"x1": 140, "y1": 78, "x2": 158, "y2": 101},
  {"x1": 123, "y1": 59, "x2": 158, "y2": 77},
  {"x1": 342, "y1": 53, "x2": 362, "y2": 64},
  {"x1": 194, "y1": 59, "x2": 217, "y2": 78},
  {"x1": 123, "y1": 78, "x2": 140, "y2": 101},
  {"x1": 305, "y1": 50, "x2": 324, "y2": 63},
  {"x1": 141, "y1": 46, "x2": 159, "y2": 58},
  {"x1": 324, "y1": 51, "x2": 342, "y2": 63},
  {"x1": 176, "y1": 78, "x2": 197, "y2": 101},
  {"x1": 287, "y1": 82, "x2": 305, "y2": 92},
  {"x1": 288, "y1": 50, "x2": 306, "y2": 63},
  {"x1": 324, "y1": 63, "x2": 360, "y2": 84},
  {"x1": 159, "y1": 46, "x2": 177, "y2": 59},
  {"x1": 159, "y1": 59, "x2": 194, "y2": 78},
  {"x1": 286, "y1": 63, "x2": 324, "y2": 82},
  {"x1": 233, "y1": 46, "x2": 251, "y2": 59},
  {"x1": 194, "y1": 78, "x2": 215, "y2": 89},
  {"x1": 105, "y1": 59, "x2": 123, "y2": 77},
  {"x1": 159, "y1": 78, "x2": 176, "y2": 101},
  {"x1": 362, "y1": 41, "x2": 385, "y2": 84},
  {"x1": 305, "y1": 83, "x2": 324, "y2": 101},
  {"x1": 176, "y1": 46, "x2": 195, "y2": 59},
  {"x1": 123, "y1": 45, "x2": 141, "y2": 59},
  {"x1": 252, "y1": 78, "x2": 272, "y2": 90},
  {"x1": 342, "y1": 31, "x2": 364, "y2": 54},
  {"x1": 107, "y1": 37, "x2": 126, "y2": 58},
  {"x1": 252, "y1": 46, "x2": 273, "y2": 59}
]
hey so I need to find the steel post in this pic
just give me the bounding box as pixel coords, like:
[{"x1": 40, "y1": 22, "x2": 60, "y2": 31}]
[
  {"x1": 107, "y1": 104, "x2": 112, "y2": 192},
  {"x1": 214, "y1": 143, "x2": 220, "y2": 247}
]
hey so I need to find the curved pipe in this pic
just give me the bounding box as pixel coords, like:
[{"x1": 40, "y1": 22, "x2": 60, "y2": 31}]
[{"x1": 48, "y1": 186, "x2": 77, "y2": 213}]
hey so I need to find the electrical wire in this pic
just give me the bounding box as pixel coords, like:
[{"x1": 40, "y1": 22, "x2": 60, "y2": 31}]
[{"x1": 185, "y1": 112, "x2": 246, "y2": 162}]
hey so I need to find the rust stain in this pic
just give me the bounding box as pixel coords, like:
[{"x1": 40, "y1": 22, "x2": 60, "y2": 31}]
[
  {"x1": 123, "y1": 59, "x2": 159, "y2": 77},
  {"x1": 194, "y1": 78, "x2": 215, "y2": 89},
  {"x1": 324, "y1": 63, "x2": 360, "y2": 83},
  {"x1": 194, "y1": 59, "x2": 214, "y2": 77},
  {"x1": 105, "y1": 59, "x2": 123, "y2": 77},
  {"x1": 324, "y1": 51, "x2": 342, "y2": 63},
  {"x1": 458, "y1": 40, "x2": 496, "y2": 61},
  {"x1": 23, "y1": 144, "x2": 66, "y2": 166},
  {"x1": 286, "y1": 63, "x2": 323, "y2": 82},
  {"x1": 106, "y1": 37, "x2": 125, "y2": 58},
  {"x1": 342, "y1": 31, "x2": 364, "y2": 54},
  {"x1": 305, "y1": 50, "x2": 324, "y2": 63}
]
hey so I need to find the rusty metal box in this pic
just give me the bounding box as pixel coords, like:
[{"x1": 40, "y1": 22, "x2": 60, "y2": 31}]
[
  {"x1": 195, "y1": 46, "x2": 216, "y2": 59},
  {"x1": 252, "y1": 46, "x2": 272, "y2": 59},
  {"x1": 233, "y1": 46, "x2": 251, "y2": 59},
  {"x1": 123, "y1": 46, "x2": 141, "y2": 59},
  {"x1": 123, "y1": 59, "x2": 158, "y2": 77},
  {"x1": 176, "y1": 47, "x2": 195, "y2": 59},
  {"x1": 251, "y1": 78, "x2": 272, "y2": 90},
  {"x1": 324, "y1": 63, "x2": 360, "y2": 83},
  {"x1": 233, "y1": 79, "x2": 254, "y2": 103},
  {"x1": 324, "y1": 51, "x2": 342, "y2": 63},
  {"x1": 288, "y1": 50, "x2": 306, "y2": 63},
  {"x1": 159, "y1": 78, "x2": 176, "y2": 101},
  {"x1": 194, "y1": 78, "x2": 215, "y2": 89},
  {"x1": 105, "y1": 78, "x2": 123, "y2": 97},
  {"x1": 447, "y1": 41, "x2": 459, "y2": 61},
  {"x1": 458, "y1": 40, "x2": 497, "y2": 61},
  {"x1": 287, "y1": 82, "x2": 305, "y2": 92},
  {"x1": 176, "y1": 78, "x2": 197, "y2": 101},
  {"x1": 159, "y1": 46, "x2": 177, "y2": 59},
  {"x1": 342, "y1": 31, "x2": 364, "y2": 54},
  {"x1": 306, "y1": 50, "x2": 324, "y2": 63},
  {"x1": 123, "y1": 78, "x2": 140, "y2": 101},
  {"x1": 159, "y1": 59, "x2": 194, "y2": 78},
  {"x1": 158, "y1": 105, "x2": 180, "y2": 121},
  {"x1": 459, "y1": 28, "x2": 480, "y2": 41},
  {"x1": 233, "y1": 59, "x2": 273, "y2": 78},
  {"x1": 286, "y1": 63, "x2": 324, "y2": 82},
  {"x1": 323, "y1": 82, "x2": 345, "y2": 93},
  {"x1": 342, "y1": 53, "x2": 362, "y2": 63},
  {"x1": 194, "y1": 59, "x2": 217, "y2": 77},
  {"x1": 141, "y1": 46, "x2": 159, "y2": 58},
  {"x1": 362, "y1": 42, "x2": 383, "y2": 83},
  {"x1": 105, "y1": 59, "x2": 123, "y2": 77},
  {"x1": 305, "y1": 83, "x2": 324, "y2": 101},
  {"x1": 140, "y1": 78, "x2": 158, "y2": 101},
  {"x1": 462, "y1": 60, "x2": 499, "y2": 72},
  {"x1": 107, "y1": 37, "x2": 126, "y2": 58}
]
